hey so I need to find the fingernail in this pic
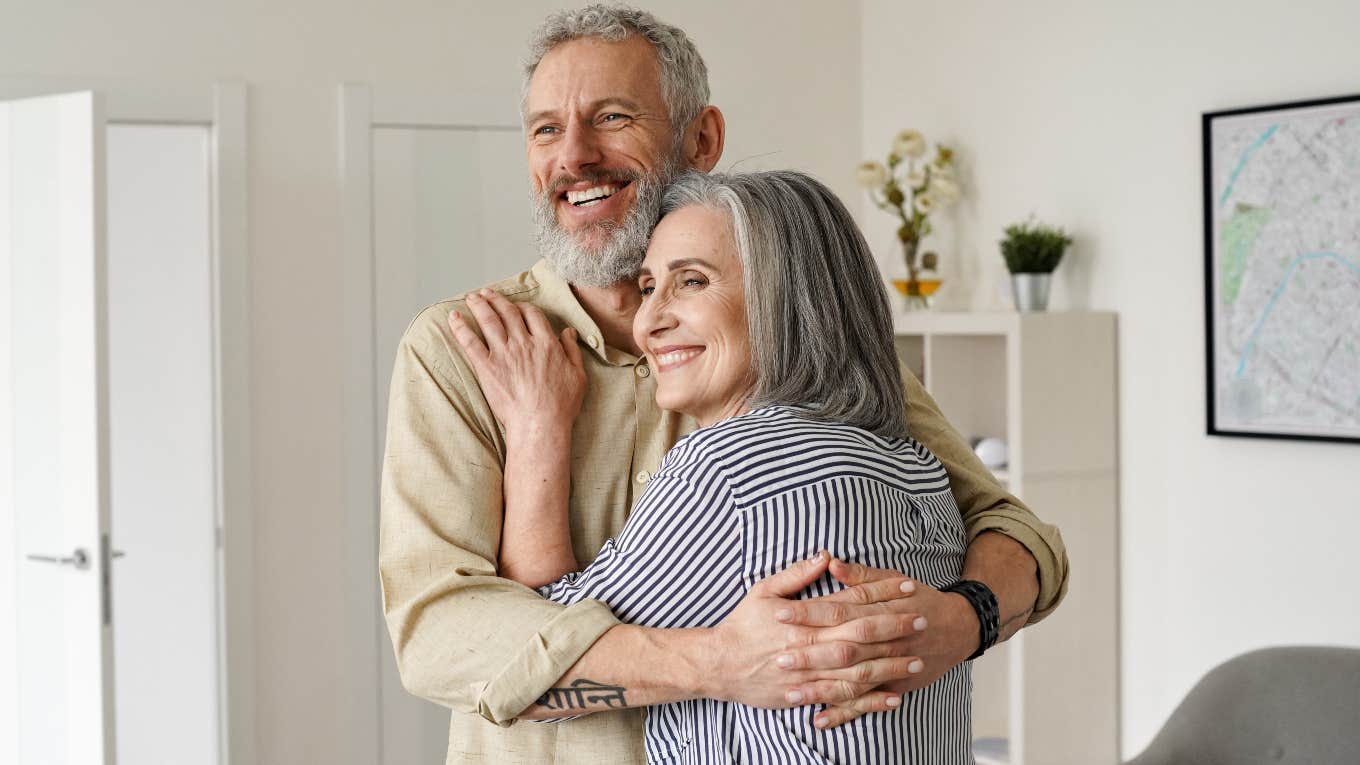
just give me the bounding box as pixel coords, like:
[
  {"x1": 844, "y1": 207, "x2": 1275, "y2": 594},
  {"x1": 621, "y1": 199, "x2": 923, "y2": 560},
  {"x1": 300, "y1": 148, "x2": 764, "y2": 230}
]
[
  {"x1": 807, "y1": 551, "x2": 825, "y2": 563},
  {"x1": 775, "y1": 608, "x2": 793, "y2": 622},
  {"x1": 814, "y1": 716, "x2": 829, "y2": 729},
  {"x1": 776, "y1": 654, "x2": 794, "y2": 668},
  {"x1": 913, "y1": 616, "x2": 927, "y2": 631},
  {"x1": 908, "y1": 659, "x2": 924, "y2": 674},
  {"x1": 899, "y1": 580, "x2": 915, "y2": 594},
  {"x1": 786, "y1": 690, "x2": 804, "y2": 704},
  {"x1": 886, "y1": 695, "x2": 901, "y2": 708}
]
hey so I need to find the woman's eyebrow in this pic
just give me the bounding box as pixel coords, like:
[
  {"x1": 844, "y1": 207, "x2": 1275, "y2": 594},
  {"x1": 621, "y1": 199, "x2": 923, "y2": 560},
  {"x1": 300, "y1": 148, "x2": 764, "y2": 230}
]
[{"x1": 667, "y1": 257, "x2": 716, "y2": 271}]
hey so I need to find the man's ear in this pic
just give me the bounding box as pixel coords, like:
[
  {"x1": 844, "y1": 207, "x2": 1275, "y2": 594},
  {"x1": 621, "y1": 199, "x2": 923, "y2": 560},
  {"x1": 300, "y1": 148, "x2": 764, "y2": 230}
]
[{"x1": 682, "y1": 105, "x2": 725, "y2": 173}]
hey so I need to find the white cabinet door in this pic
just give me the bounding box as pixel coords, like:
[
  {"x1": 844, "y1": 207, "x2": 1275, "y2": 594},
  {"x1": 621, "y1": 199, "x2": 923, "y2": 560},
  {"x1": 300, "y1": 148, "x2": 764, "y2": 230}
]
[{"x1": 0, "y1": 91, "x2": 116, "y2": 764}]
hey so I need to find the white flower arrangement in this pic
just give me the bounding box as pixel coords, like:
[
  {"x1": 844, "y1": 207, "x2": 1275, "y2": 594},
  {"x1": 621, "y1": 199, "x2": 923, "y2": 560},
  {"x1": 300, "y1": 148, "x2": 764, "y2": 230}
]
[
  {"x1": 856, "y1": 129, "x2": 962, "y2": 295},
  {"x1": 913, "y1": 193, "x2": 936, "y2": 215},
  {"x1": 892, "y1": 129, "x2": 928, "y2": 159},
  {"x1": 855, "y1": 161, "x2": 889, "y2": 189}
]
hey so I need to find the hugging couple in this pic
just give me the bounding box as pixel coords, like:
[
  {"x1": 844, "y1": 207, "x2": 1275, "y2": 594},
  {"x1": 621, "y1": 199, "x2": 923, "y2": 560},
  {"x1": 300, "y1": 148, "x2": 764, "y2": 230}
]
[{"x1": 379, "y1": 5, "x2": 1068, "y2": 764}]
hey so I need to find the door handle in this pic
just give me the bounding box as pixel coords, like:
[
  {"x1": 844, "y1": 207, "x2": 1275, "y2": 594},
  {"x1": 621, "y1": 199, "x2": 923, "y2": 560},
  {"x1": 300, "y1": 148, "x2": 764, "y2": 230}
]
[{"x1": 26, "y1": 548, "x2": 91, "y2": 570}]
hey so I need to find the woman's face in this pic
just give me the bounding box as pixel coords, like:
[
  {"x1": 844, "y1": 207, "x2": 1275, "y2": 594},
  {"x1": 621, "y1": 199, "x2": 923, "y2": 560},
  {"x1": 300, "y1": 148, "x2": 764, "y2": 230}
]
[{"x1": 633, "y1": 205, "x2": 753, "y2": 427}]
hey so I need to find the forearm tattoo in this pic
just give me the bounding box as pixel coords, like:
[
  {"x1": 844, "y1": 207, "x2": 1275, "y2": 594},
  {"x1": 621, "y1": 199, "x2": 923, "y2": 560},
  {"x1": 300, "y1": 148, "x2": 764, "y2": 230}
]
[{"x1": 533, "y1": 678, "x2": 629, "y2": 712}]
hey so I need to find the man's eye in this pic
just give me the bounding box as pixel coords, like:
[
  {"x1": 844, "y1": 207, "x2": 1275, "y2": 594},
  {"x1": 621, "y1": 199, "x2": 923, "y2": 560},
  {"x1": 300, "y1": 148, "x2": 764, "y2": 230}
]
[
  {"x1": 682, "y1": 276, "x2": 707, "y2": 287},
  {"x1": 533, "y1": 125, "x2": 558, "y2": 136},
  {"x1": 601, "y1": 113, "x2": 629, "y2": 123}
]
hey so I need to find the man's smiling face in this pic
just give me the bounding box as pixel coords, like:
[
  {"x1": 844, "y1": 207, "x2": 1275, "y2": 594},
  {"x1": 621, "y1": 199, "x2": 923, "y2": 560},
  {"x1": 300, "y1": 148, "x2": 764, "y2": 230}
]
[{"x1": 524, "y1": 35, "x2": 683, "y2": 286}]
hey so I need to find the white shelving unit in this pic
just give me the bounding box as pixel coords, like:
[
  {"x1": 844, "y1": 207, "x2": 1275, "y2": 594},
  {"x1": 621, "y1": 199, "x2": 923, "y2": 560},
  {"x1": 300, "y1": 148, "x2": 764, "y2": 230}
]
[{"x1": 894, "y1": 311, "x2": 1119, "y2": 765}]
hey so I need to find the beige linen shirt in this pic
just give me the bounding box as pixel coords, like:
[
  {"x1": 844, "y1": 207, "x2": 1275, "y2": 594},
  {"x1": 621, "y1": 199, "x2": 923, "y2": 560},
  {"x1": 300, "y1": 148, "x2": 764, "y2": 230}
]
[{"x1": 379, "y1": 259, "x2": 1069, "y2": 764}]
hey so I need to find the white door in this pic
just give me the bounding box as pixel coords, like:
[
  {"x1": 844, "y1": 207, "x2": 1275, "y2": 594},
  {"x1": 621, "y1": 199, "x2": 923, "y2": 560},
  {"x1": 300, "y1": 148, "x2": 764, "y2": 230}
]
[
  {"x1": 106, "y1": 122, "x2": 220, "y2": 765},
  {"x1": 0, "y1": 91, "x2": 116, "y2": 764}
]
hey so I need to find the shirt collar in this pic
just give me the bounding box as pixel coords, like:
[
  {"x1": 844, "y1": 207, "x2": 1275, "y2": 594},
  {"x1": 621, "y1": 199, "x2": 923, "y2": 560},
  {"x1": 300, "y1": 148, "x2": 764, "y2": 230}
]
[{"x1": 529, "y1": 259, "x2": 642, "y2": 367}]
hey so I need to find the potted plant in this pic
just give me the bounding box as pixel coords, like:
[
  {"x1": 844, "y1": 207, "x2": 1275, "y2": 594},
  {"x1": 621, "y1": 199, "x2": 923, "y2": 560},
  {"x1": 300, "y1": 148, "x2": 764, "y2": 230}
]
[
  {"x1": 856, "y1": 129, "x2": 961, "y2": 309},
  {"x1": 1000, "y1": 218, "x2": 1072, "y2": 312}
]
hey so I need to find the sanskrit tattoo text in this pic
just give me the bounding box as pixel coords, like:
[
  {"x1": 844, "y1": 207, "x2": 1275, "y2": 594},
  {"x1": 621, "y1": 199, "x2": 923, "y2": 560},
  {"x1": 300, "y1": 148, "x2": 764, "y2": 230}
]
[{"x1": 534, "y1": 678, "x2": 629, "y2": 711}]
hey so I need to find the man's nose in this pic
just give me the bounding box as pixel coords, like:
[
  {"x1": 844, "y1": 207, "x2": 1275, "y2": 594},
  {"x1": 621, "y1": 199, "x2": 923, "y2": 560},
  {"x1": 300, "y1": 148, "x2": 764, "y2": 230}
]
[{"x1": 558, "y1": 122, "x2": 604, "y2": 175}]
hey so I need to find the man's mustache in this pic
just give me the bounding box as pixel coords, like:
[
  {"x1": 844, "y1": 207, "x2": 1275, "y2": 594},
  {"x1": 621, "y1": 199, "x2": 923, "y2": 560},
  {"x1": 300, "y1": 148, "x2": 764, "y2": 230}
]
[{"x1": 544, "y1": 169, "x2": 645, "y2": 197}]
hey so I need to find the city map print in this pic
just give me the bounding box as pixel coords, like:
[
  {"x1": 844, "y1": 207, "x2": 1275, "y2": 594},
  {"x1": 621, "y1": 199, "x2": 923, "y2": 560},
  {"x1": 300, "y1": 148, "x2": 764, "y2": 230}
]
[{"x1": 1205, "y1": 94, "x2": 1360, "y2": 442}]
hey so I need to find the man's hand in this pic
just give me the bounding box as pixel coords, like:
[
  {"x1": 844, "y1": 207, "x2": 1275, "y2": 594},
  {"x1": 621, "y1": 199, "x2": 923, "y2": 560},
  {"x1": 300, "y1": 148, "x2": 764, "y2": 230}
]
[
  {"x1": 448, "y1": 288, "x2": 585, "y2": 437},
  {"x1": 699, "y1": 552, "x2": 927, "y2": 719}
]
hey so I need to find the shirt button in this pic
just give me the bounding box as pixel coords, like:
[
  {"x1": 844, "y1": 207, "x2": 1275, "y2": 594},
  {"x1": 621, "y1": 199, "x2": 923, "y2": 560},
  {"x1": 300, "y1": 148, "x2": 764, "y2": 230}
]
[
  {"x1": 635, "y1": 470, "x2": 651, "y2": 484},
  {"x1": 586, "y1": 335, "x2": 600, "y2": 349},
  {"x1": 635, "y1": 364, "x2": 650, "y2": 378}
]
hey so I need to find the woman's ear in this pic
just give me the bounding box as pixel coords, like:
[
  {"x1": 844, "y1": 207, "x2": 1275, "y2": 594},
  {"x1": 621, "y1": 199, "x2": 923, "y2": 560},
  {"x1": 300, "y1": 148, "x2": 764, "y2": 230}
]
[{"x1": 683, "y1": 106, "x2": 726, "y2": 173}]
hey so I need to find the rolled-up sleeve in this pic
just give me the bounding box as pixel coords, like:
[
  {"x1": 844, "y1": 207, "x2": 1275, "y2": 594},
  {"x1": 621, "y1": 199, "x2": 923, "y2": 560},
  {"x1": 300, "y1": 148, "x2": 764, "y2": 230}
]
[
  {"x1": 378, "y1": 305, "x2": 620, "y2": 725},
  {"x1": 901, "y1": 364, "x2": 1070, "y2": 623}
]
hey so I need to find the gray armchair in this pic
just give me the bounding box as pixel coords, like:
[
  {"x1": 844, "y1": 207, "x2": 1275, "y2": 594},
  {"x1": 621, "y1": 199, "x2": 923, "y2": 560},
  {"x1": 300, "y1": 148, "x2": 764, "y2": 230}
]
[{"x1": 1125, "y1": 646, "x2": 1360, "y2": 765}]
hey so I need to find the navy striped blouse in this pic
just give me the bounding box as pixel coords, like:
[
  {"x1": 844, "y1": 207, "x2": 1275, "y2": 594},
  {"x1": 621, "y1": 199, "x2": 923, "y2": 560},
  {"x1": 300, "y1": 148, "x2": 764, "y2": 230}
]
[{"x1": 538, "y1": 405, "x2": 972, "y2": 764}]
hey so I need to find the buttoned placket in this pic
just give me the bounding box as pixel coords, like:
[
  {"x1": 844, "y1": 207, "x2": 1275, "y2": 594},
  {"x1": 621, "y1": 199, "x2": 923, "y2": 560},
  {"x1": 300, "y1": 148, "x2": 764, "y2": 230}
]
[
  {"x1": 567, "y1": 320, "x2": 666, "y2": 510},
  {"x1": 531, "y1": 258, "x2": 682, "y2": 513},
  {"x1": 629, "y1": 357, "x2": 669, "y2": 508}
]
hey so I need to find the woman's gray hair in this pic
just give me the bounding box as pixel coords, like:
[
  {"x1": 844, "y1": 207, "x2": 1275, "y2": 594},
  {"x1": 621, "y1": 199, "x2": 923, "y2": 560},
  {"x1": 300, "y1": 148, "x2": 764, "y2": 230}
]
[
  {"x1": 660, "y1": 171, "x2": 908, "y2": 440},
  {"x1": 523, "y1": 4, "x2": 710, "y2": 139}
]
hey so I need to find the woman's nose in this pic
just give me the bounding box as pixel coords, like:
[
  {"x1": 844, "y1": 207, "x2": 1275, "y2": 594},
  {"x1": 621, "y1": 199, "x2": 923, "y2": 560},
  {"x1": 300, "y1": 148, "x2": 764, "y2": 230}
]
[{"x1": 637, "y1": 293, "x2": 678, "y2": 338}]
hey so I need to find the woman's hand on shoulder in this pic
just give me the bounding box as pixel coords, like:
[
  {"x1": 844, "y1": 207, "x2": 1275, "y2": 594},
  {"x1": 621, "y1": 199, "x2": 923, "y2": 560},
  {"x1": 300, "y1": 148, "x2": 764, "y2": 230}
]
[{"x1": 448, "y1": 288, "x2": 586, "y2": 439}]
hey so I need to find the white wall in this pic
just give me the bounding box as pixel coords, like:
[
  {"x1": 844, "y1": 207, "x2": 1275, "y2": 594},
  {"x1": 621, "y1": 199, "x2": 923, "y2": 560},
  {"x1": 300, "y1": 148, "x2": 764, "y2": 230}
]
[
  {"x1": 0, "y1": 2, "x2": 861, "y2": 762},
  {"x1": 861, "y1": 0, "x2": 1360, "y2": 757}
]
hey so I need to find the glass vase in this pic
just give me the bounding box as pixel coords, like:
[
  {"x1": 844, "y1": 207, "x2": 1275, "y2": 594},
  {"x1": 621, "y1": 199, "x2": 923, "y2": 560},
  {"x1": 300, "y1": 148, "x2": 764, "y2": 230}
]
[{"x1": 892, "y1": 240, "x2": 941, "y2": 311}]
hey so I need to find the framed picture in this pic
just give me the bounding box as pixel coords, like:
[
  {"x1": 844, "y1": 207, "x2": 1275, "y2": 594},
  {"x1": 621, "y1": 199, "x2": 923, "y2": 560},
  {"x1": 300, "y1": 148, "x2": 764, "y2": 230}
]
[{"x1": 1203, "y1": 93, "x2": 1360, "y2": 444}]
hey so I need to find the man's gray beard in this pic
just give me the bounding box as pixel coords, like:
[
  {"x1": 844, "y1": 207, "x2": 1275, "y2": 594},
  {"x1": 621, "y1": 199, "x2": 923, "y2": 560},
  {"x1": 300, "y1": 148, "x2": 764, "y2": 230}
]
[{"x1": 532, "y1": 165, "x2": 675, "y2": 288}]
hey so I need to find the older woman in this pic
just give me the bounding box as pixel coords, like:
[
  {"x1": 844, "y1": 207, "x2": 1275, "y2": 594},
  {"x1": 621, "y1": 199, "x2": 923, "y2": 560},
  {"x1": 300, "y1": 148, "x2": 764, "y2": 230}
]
[{"x1": 451, "y1": 171, "x2": 970, "y2": 763}]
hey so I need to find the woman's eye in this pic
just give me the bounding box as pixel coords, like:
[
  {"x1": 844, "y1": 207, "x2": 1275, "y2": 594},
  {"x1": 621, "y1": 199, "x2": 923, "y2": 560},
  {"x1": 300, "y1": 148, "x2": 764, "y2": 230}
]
[
  {"x1": 639, "y1": 285, "x2": 655, "y2": 296},
  {"x1": 682, "y1": 276, "x2": 707, "y2": 287}
]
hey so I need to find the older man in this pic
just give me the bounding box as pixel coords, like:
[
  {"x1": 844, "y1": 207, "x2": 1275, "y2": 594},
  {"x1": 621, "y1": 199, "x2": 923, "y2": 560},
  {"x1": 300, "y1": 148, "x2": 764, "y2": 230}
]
[{"x1": 380, "y1": 5, "x2": 1068, "y2": 763}]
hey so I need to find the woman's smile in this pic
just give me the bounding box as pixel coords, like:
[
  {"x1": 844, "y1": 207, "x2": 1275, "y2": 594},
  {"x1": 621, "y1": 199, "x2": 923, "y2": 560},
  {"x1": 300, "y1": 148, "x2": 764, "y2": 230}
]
[{"x1": 651, "y1": 345, "x2": 705, "y2": 372}]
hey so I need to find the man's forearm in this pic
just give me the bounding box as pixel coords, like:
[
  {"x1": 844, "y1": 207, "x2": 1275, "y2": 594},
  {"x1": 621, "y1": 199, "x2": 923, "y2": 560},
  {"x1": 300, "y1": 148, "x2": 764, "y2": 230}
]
[
  {"x1": 517, "y1": 553, "x2": 921, "y2": 721},
  {"x1": 962, "y1": 530, "x2": 1039, "y2": 643},
  {"x1": 500, "y1": 422, "x2": 578, "y2": 587},
  {"x1": 516, "y1": 625, "x2": 709, "y2": 719}
]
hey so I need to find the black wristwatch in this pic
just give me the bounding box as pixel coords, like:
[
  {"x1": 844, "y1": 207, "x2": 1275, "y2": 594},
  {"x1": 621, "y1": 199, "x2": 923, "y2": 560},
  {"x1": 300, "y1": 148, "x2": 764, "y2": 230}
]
[{"x1": 941, "y1": 579, "x2": 1000, "y2": 661}]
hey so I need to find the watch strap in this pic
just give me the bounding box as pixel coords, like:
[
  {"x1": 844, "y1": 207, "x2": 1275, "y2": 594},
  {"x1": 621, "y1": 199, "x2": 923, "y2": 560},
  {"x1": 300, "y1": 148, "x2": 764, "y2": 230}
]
[{"x1": 942, "y1": 579, "x2": 1000, "y2": 661}]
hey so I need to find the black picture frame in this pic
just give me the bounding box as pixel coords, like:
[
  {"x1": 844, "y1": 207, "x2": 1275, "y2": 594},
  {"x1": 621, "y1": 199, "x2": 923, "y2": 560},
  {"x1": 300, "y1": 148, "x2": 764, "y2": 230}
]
[{"x1": 1202, "y1": 92, "x2": 1360, "y2": 445}]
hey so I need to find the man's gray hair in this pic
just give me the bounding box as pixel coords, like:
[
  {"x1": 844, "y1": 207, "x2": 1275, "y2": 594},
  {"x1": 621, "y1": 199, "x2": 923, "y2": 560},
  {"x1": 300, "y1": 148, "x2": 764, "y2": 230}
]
[
  {"x1": 524, "y1": 4, "x2": 710, "y2": 137},
  {"x1": 660, "y1": 171, "x2": 909, "y2": 440}
]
